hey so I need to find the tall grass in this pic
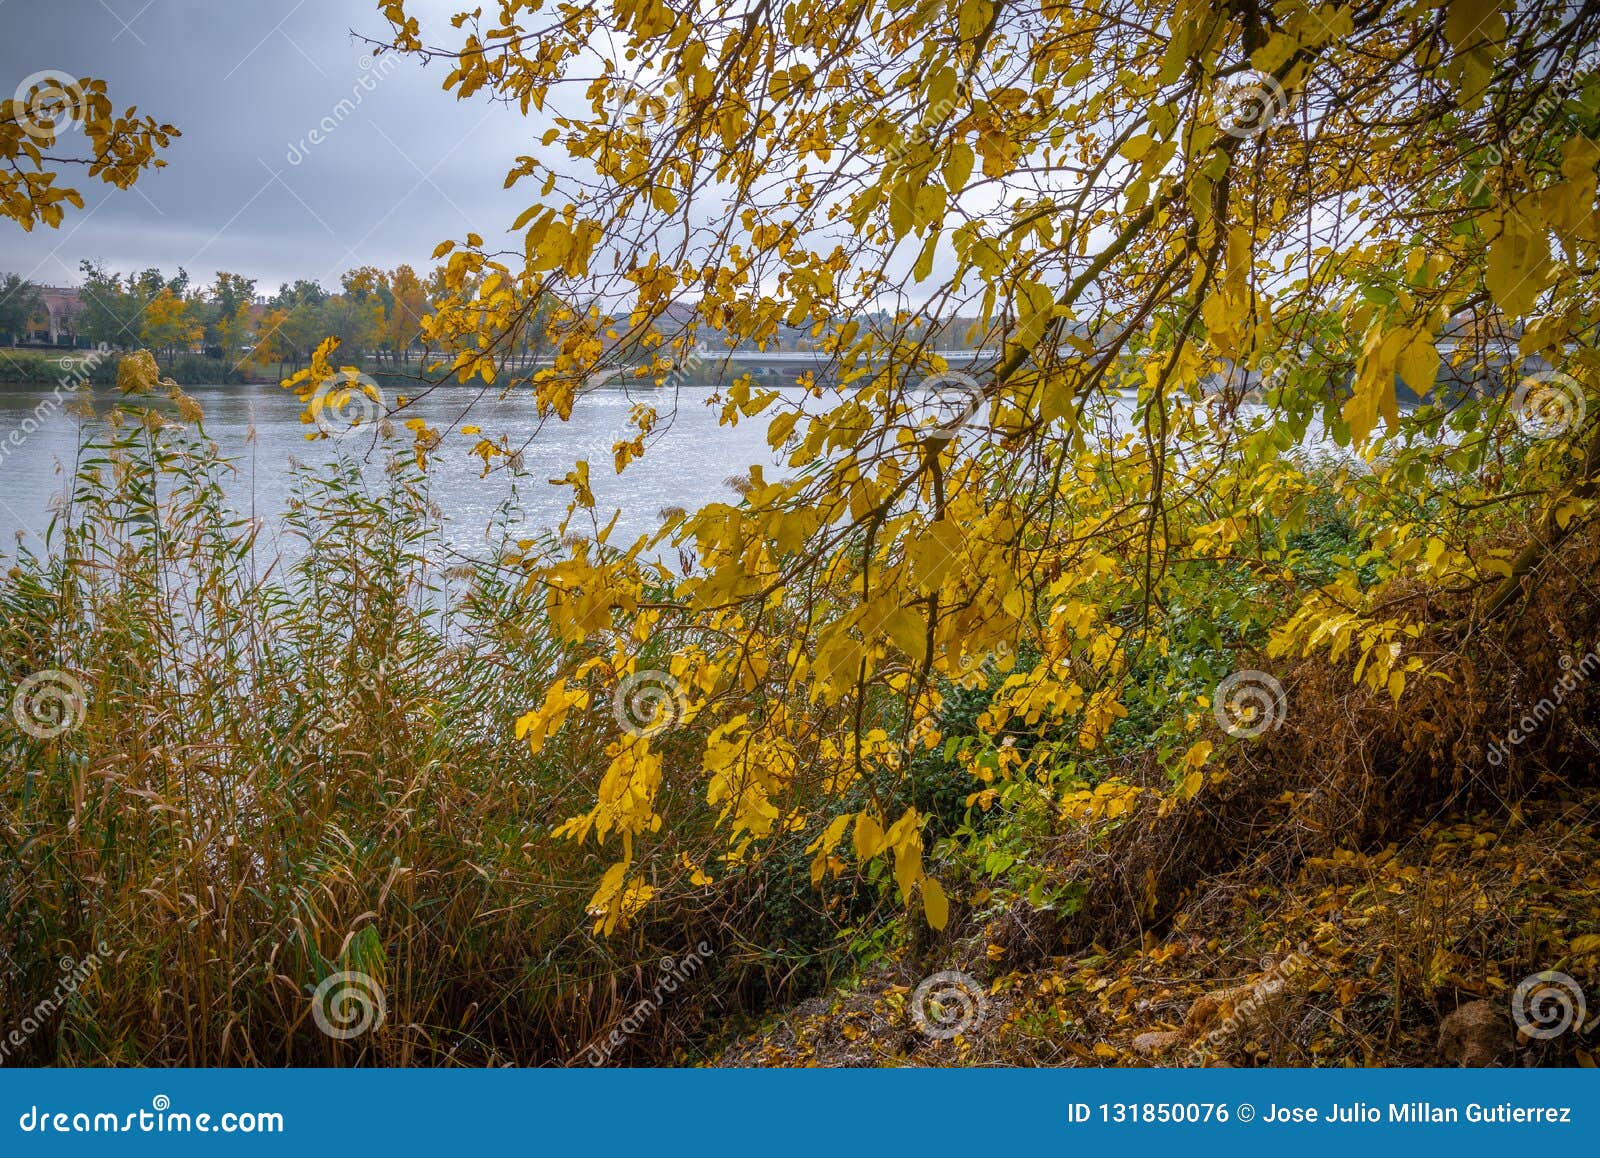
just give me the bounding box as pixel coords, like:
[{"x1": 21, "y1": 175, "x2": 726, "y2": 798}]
[{"x1": 0, "y1": 413, "x2": 861, "y2": 1065}]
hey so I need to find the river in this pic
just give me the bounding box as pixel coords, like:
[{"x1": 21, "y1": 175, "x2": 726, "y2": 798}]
[
  {"x1": 0, "y1": 375, "x2": 1344, "y2": 566},
  {"x1": 0, "y1": 379, "x2": 792, "y2": 561}
]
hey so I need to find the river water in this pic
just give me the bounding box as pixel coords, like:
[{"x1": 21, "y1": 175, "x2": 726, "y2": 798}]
[
  {"x1": 0, "y1": 379, "x2": 791, "y2": 561},
  {"x1": 0, "y1": 376, "x2": 1345, "y2": 566}
]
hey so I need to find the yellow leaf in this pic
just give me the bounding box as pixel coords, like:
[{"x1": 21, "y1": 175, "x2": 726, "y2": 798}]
[
  {"x1": 882, "y1": 606, "x2": 928, "y2": 662},
  {"x1": 922, "y1": 877, "x2": 950, "y2": 930},
  {"x1": 1342, "y1": 325, "x2": 1401, "y2": 442},
  {"x1": 1486, "y1": 203, "x2": 1553, "y2": 319},
  {"x1": 894, "y1": 838, "x2": 922, "y2": 901},
  {"x1": 1396, "y1": 331, "x2": 1439, "y2": 394},
  {"x1": 806, "y1": 814, "x2": 851, "y2": 886},
  {"x1": 943, "y1": 141, "x2": 974, "y2": 193},
  {"x1": 853, "y1": 812, "x2": 885, "y2": 861}
]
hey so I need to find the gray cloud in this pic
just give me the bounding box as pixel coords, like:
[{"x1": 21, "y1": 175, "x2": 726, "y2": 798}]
[{"x1": 0, "y1": 0, "x2": 534, "y2": 291}]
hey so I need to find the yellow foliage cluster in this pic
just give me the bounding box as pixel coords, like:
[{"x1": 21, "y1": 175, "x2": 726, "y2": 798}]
[
  {"x1": 0, "y1": 73, "x2": 176, "y2": 230},
  {"x1": 332, "y1": 0, "x2": 1600, "y2": 931}
]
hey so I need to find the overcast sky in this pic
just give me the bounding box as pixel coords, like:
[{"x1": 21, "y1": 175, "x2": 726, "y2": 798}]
[{"x1": 1, "y1": 0, "x2": 536, "y2": 294}]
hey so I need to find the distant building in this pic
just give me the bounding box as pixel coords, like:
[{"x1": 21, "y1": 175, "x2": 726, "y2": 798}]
[{"x1": 23, "y1": 285, "x2": 85, "y2": 345}]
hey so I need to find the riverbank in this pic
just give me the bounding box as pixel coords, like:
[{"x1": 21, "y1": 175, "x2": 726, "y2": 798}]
[
  {"x1": 719, "y1": 778, "x2": 1600, "y2": 1067},
  {"x1": 0, "y1": 347, "x2": 246, "y2": 386},
  {"x1": 0, "y1": 352, "x2": 706, "y2": 391}
]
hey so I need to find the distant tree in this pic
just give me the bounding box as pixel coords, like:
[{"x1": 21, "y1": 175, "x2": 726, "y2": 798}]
[
  {"x1": 257, "y1": 280, "x2": 334, "y2": 371},
  {"x1": 0, "y1": 274, "x2": 45, "y2": 345},
  {"x1": 342, "y1": 265, "x2": 392, "y2": 309},
  {"x1": 252, "y1": 306, "x2": 292, "y2": 377},
  {"x1": 385, "y1": 264, "x2": 429, "y2": 367},
  {"x1": 272, "y1": 279, "x2": 328, "y2": 309},
  {"x1": 76, "y1": 260, "x2": 140, "y2": 348},
  {"x1": 213, "y1": 302, "x2": 254, "y2": 366},
  {"x1": 131, "y1": 267, "x2": 185, "y2": 301},
  {"x1": 279, "y1": 300, "x2": 331, "y2": 374},
  {"x1": 206, "y1": 271, "x2": 257, "y2": 360},
  {"x1": 322, "y1": 292, "x2": 384, "y2": 366},
  {"x1": 211, "y1": 271, "x2": 256, "y2": 316},
  {"x1": 141, "y1": 288, "x2": 202, "y2": 359}
]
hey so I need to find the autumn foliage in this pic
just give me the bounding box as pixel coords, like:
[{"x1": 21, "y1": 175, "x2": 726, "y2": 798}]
[
  {"x1": 339, "y1": 0, "x2": 1600, "y2": 943},
  {"x1": 5, "y1": 0, "x2": 1600, "y2": 1066}
]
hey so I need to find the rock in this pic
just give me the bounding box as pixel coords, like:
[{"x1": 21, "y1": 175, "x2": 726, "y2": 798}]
[
  {"x1": 1438, "y1": 1000, "x2": 1509, "y2": 1067},
  {"x1": 1132, "y1": 1030, "x2": 1187, "y2": 1057}
]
